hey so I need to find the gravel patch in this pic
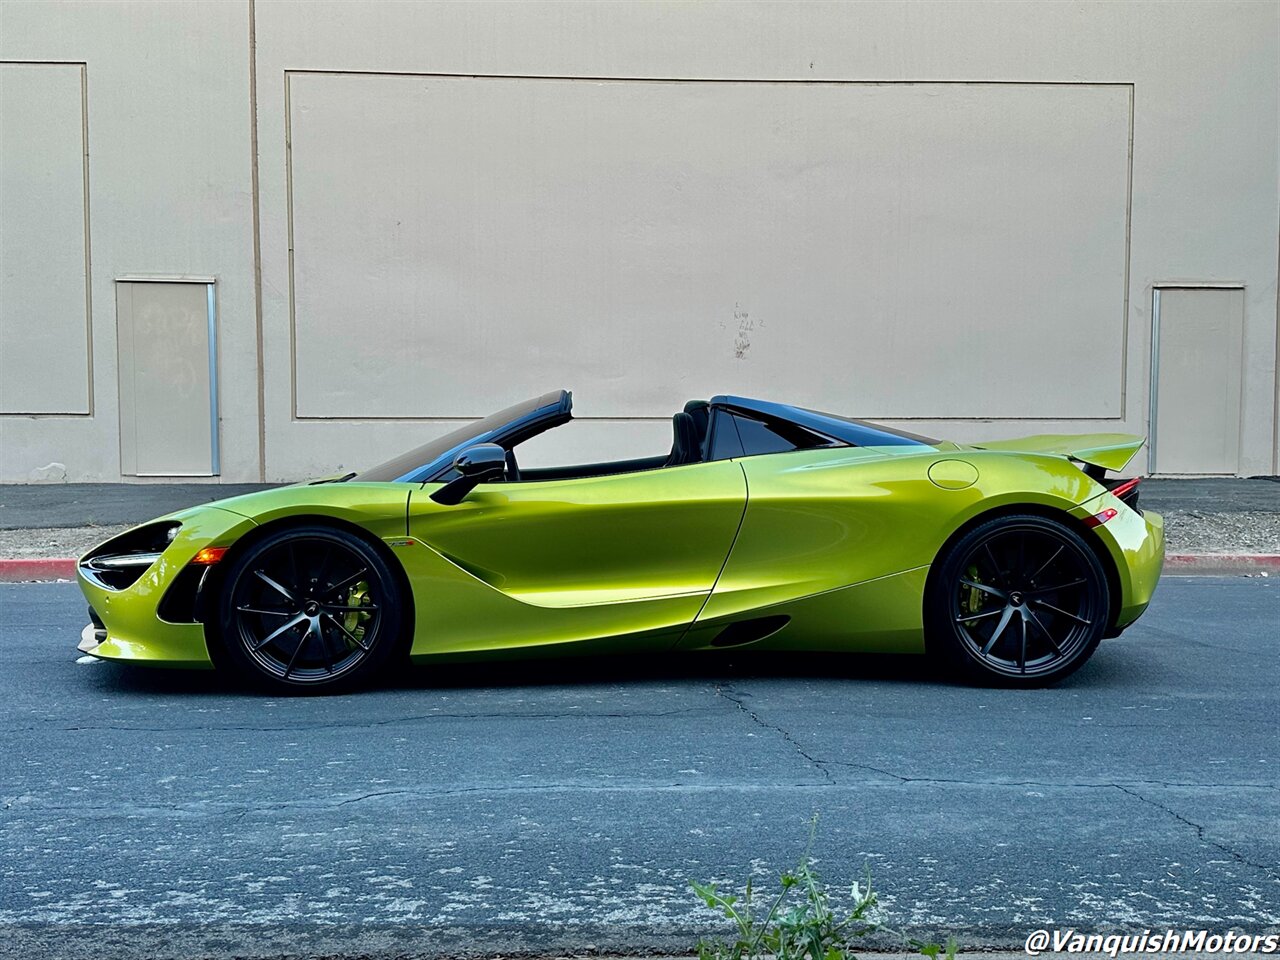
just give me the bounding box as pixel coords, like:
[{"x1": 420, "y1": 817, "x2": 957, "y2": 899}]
[
  {"x1": 0, "y1": 525, "x2": 131, "y2": 560},
  {"x1": 1161, "y1": 510, "x2": 1280, "y2": 554}
]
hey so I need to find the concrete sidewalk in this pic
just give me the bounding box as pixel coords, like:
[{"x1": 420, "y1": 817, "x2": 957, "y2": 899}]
[
  {"x1": 0, "y1": 482, "x2": 278, "y2": 529},
  {"x1": 0, "y1": 478, "x2": 1277, "y2": 574}
]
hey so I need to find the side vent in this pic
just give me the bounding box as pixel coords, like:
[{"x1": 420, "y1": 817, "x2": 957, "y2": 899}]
[
  {"x1": 710, "y1": 615, "x2": 791, "y2": 648},
  {"x1": 157, "y1": 566, "x2": 212, "y2": 623}
]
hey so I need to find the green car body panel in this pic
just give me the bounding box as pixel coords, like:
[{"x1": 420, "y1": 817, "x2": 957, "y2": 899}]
[
  {"x1": 75, "y1": 408, "x2": 1164, "y2": 672},
  {"x1": 77, "y1": 506, "x2": 256, "y2": 668}
]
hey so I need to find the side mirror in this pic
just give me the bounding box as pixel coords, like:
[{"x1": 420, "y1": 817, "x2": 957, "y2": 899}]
[{"x1": 429, "y1": 443, "x2": 507, "y2": 505}]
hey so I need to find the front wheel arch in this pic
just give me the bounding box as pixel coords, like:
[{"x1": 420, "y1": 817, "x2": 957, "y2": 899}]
[{"x1": 200, "y1": 514, "x2": 415, "y2": 665}]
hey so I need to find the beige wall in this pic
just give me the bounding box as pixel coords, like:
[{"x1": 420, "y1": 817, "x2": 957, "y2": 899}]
[
  {"x1": 2, "y1": 0, "x2": 1277, "y2": 480},
  {"x1": 1, "y1": 0, "x2": 258, "y2": 481}
]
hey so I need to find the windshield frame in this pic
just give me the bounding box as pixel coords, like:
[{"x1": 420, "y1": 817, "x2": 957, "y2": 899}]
[
  {"x1": 711, "y1": 395, "x2": 938, "y2": 447},
  {"x1": 352, "y1": 390, "x2": 571, "y2": 483}
]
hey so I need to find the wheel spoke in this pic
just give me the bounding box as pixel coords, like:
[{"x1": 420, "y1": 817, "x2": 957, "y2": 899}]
[
  {"x1": 315, "y1": 617, "x2": 337, "y2": 673},
  {"x1": 981, "y1": 543, "x2": 1006, "y2": 588},
  {"x1": 252, "y1": 612, "x2": 306, "y2": 651},
  {"x1": 254, "y1": 569, "x2": 298, "y2": 604},
  {"x1": 323, "y1": 612, "x2": 371, "y2": 651},
  {"x1": 981, "y1": 605, "x2": 1016, "y2": 655},
  {"x1": 1018, "y1": 615, "x2": 1028, "y2": 673},
  {"x1": 288, "y1": 542, "x2": 301, "y2": 595},
  {"x1": 1029, "y1": 578, "x2": 1086, "y2": 596},
  {"x1": 326, "y1": 568, "x2": 368, "y2": 598},
  {"x1": 1032, "y1": 599, "x2": 1092, "y2": 625},
  {"x1": 313, "y1": 545, "x2": 332, "y2": 593},
  {"x1": 960, "y1": 578, "x2": 1007, "y2": 601},
  {"x1": 1028, "y1": 544, "x2": 1064, "y2": 583},
  {"x1": 1026, "y1": 606, "x2": 1065, "y2": 656},
  {"x1": 282, "y1": 621, "x2": 313, "y2": 678},
  {"x1": 322, "y1": 603, "x2": 379, "y2": 613},
  {"x1": 956, "y1": 608, "x2": 1002, "y2": 624},
  {"x1": 238, "y1": 605, "x2": 293, "y2": 617}
]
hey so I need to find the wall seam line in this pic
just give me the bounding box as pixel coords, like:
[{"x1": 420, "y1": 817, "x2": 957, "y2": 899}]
[{"x1": 248, "y1": 0, "x2": 267, "y2": 482}]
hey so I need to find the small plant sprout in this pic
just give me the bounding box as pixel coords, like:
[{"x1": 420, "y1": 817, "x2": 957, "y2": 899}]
[{"x1": 690, "y1": 816, "x2": 959, "y2": 960}]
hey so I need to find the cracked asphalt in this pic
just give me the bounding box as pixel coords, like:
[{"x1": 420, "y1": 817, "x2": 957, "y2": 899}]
[{"x1": 2, "y1": 577, "x2": 1278, "y2": 959}]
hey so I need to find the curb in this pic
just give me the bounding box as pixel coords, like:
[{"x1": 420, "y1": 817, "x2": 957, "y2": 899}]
[
  {"x1": 0, "y1": 558, "x2": 77, "y2": 582},
  {"x1": 1161, "y1": 553, "x2": 1280, "y2": 576},
  {"x1": 1, "y1": 554, "x2": 1278, "y2": 583}
]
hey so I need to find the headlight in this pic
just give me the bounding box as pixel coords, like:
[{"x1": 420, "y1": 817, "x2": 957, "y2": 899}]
[{"x1": 80, "y1": 521, "x2": 182, "y2": 590}]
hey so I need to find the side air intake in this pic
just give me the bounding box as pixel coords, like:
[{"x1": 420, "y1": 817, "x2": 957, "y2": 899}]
[{"x1": 710, "y1": 615, "x2": 791, "y2": 648}]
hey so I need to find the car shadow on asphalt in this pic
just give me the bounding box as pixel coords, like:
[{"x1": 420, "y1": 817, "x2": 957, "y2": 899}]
[
  {"x1": 82, "y1": 638, "x2": 1147, "y2": 697},
  {"x1": 81, "y1": 649, "x2": 944, "y2": 697},
  {"x1": 390, "y1": 650, "x2": 942, "y2": 690}
]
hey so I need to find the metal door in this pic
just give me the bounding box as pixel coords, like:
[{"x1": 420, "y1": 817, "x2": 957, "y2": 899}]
[
  {"x1": 115, "y1": 279, "x2": 219, "y2": 476},
  {"x1": 1149, "y1": 286, "x2": 1244, "y2": 475}
]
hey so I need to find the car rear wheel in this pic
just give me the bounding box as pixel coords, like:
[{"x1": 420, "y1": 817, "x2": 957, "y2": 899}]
[
  {"x1": 216, "y1": 525, "x2": 404, "y2": 693},
  {"x1": 925, "y1": 514, "x2": 1109, "y2": 687}
]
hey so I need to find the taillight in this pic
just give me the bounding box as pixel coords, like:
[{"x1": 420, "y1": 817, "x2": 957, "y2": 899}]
[
  {"x1": 1084, "y1": 507, "x2": 1119, "y2": 528},
  {"x1": 1109, "y1": 477, "x2": 1140, "y2": 499},
  {"x1": 1104, "y1": 476, "x2": 1142, "y2": 514}
]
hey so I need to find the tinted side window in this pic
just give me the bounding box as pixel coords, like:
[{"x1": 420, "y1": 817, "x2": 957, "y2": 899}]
[
  {"x1": 732, "y1": 415, "x2": 804, "y2": 456},
  {"x1": 708, "y1": 409, "x2": 839, "y2": 460},
  {"x1": 708, "y1": 409, "x2": 744, "y2": 460}
]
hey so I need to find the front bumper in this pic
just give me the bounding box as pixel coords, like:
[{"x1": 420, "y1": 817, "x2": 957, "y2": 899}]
[{"x1": 76, "y1": 506, "x2": 257, "y2": 668}]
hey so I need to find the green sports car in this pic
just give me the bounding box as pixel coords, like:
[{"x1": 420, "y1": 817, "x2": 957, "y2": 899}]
[{"x1": 77, "y1": 390, "x2": 1163, "y2": 692}]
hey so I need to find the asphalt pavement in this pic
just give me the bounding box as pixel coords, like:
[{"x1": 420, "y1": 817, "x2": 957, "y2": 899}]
[{"x1": 2, "y1": 577, "x2": 1278, "y2": 959}]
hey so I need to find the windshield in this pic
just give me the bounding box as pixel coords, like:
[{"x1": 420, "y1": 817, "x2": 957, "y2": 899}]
[{"x1": 354, "y1": 392, "x2": 564, "y2": 482}]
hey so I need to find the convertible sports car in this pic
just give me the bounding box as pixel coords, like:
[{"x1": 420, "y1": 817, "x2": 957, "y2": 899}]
[{"x1": 77, "y1": 390, "x2": 1163, "y2": 691}]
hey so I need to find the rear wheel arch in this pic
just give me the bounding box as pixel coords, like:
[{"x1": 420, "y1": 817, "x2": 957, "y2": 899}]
[{"x1": 926, "y1": 503, "x2": 1120, "y2": 633}]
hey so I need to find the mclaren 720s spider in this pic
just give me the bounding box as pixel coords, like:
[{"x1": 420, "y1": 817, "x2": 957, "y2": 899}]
[{"x1": 77, "y1": 390, "x2": 1163, "y2": 692}]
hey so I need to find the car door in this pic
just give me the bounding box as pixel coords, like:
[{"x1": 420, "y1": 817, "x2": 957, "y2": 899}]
[
  {"x1": 695, "y1": 407, "x2": 937, "y2": 621},
  {"x1": 402, "y1": 459, "x2": 746, "y2": 655}
]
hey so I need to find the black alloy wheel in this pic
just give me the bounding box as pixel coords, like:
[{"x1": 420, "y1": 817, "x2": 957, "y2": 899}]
[
  {"x1": 926, "y1": 514, "x2": 1109, "y2": 686},
  {"x1": 216, "y1": 525, "x2": 404, "y2": 693}
]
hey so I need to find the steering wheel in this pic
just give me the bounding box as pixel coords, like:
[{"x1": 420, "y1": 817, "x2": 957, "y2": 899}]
[{"x1": 504, "y1": 447, "x2": 521, "y2": 482}]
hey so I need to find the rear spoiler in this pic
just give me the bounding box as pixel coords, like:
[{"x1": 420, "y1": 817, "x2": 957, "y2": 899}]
[{"x1": 969, "y1": 433, "x2": 1145, "y2": 472}]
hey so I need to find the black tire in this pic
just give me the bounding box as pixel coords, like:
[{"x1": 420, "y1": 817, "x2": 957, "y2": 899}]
[
  {"x1": 215, "y1": 524, "x2": 405, "y2": 694},
  {"x1": 925, "y1": 513, "x2": 1109, "y2": 687}
]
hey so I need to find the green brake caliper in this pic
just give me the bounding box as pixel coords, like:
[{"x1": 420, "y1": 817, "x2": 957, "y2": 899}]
[
  {"x1": 961, "y1": 564, "x2": 985, "y2": 616},
  {"x1": 341, "y1": 583, "x2": 373, "y2": 649}
]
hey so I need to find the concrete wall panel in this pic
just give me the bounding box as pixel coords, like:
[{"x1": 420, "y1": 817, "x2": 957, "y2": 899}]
[
  {"x1": 288, "y1": 74, "x2": 1130, "y2": 421},
  {"x1": 0, "y1": 61, "x2": 90, "y2": 415}
]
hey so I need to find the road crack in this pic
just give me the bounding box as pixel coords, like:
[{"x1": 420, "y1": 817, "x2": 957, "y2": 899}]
[
  {"x1": 23, "y1": 706, "x2": 708, "y2": 734},
  {"x1": 715, "y1": 682, "x2": 836, "y2": 785},
  {"x1": 1113, "y1": 784, "x2": 1280, "y2": 883}
]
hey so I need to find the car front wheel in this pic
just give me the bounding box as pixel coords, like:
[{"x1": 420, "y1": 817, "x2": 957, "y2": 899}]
[{"x1": 215, "y1": 525, "x2": 404, "y2": 693}]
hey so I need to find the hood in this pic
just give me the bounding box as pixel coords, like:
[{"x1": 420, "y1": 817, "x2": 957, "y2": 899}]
[{"x1": 967, "y1": 432, "x2": 1146, "y2": 472}]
